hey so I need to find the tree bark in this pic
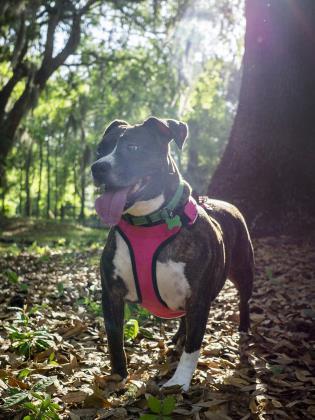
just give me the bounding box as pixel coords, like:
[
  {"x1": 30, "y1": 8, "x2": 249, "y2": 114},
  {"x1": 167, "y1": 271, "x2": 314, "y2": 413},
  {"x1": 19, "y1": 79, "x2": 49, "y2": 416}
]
[
  {"x1": 36, "y1": 138, "x2": 43, "y2": 218},
  {"x1": 24, "y1": 143, "x2": 33, "y2": 217},
  {"x1": 208, "y1": 0, "x2": 315, "y2": 236},
  {"x1": 79, "y1": 130, "x2": 90, "y2": 222},
  {"x1": 19, "y1": 167, "x2": 23, "y2": 216},
  {"x1": 54, "y1": 139, "x2": 59, "y2": 219},
  {"x1": 46, "y1": 139, "x2": 51, "y2": 219}
]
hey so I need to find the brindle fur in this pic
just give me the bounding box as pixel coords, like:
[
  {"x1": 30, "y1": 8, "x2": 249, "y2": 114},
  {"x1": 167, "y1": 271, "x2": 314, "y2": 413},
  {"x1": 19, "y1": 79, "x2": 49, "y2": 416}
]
[{"x1": 93, "y1": 118, "x2": 254, "y2": 381}]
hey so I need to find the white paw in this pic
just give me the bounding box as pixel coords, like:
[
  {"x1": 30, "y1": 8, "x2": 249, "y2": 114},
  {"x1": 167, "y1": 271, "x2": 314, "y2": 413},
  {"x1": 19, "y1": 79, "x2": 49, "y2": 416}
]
[
  {"x1": 162, "y1": 350, "x2": 200, "y2": 392},
  {"x1": 163, "y1": 375, "x2": 190, "y2": 391}
]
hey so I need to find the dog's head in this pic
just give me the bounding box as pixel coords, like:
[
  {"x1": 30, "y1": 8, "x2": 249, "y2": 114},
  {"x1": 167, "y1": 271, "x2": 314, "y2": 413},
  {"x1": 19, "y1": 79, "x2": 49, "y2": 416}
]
[{"x1": 91, "y1": 116, "x2": 188, "y2": 225}]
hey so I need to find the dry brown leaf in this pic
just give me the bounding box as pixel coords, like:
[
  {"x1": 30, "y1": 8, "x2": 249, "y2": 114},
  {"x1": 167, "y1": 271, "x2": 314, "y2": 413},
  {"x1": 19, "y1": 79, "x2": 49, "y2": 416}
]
[
  {"x1": 223, "y1": 376, "x2": 249, "y2": 387},
  {"x1": 7, "y1": 376, "x2": 29, "y2": 390},
  {"x1": 69, "y1": 408, "x2": 97, "y2": 420},
  {"x1": 62, "y1": 390, "x2": 89, "y2": 404},
  {"x1": 62, "y1": 354, "x2": 78, "y2": 375},
  {"x1": 62, "y1": 320, "x2": 87, "y2": 338},
  {"x1": 34, "y1": 348, "x2": 55, "y2": 363},
  {"x1": 295, "y1": 369, "x2": 311, "y2": 382},
  {"x1": 195, "y1": 400, "x2": 227, "y2": 408}
]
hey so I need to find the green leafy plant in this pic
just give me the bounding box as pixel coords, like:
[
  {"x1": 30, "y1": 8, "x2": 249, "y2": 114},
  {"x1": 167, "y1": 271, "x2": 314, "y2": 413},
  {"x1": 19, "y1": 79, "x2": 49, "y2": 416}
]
[
  {"x1": 47, "y1": 352, "x2": 59, "y2": 367},
  {"x1": 5, "y1": 309, "x2": 55, "y2": 358},
  {"x1": 1, "y1": 376, "x2": 60, "y2": 420},
  {"x1": 4, "y1": 269, "x2": 28, "y2": 292},
  {"x1": 124, "y1": 304, "x2": 154, "y2": 340},
  {"x1": 4, "y1": 269, "x2": 19, "y2": 284},
  {"x1": 77, "y1": 296, "x2": 102, "y2": 316},
  {"x1": 18, "y1": 368, "x2": 32, "y2": 380},
  {"x1": 22, "y1": 394, "x2": 60, "y2": 420},
  {"x1": 125, "y1": 303, "x2": 151, "y2": 322},
  {"x1": 56, "y1": 282, "x2": 65, "y2": 297},
  {"x1": 140, "y1": 395, "x2": 176, "y2": 420},
  {"x1": 6, "y1": 326, "x2": 55, "y2": 358},
  {"x1": 124, "y1": 319, "x2": 139, "y2": 341}
]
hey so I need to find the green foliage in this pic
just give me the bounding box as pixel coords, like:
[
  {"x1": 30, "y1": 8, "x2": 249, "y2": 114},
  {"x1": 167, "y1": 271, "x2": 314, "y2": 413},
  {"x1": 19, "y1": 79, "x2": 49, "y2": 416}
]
[
  {"x1": 4, "y1": 269, "x2": 29, "y2": 292},
  {"x1": 4, "y1": 268, "x2": 19, "y2": 284},
  {"x1": 124, "y1": 303, "x2": 155, "y2": 340},
  {"x1": 5, "y1": 308, "x2": 55, "y2": 358},
  {"x1": 18, "y1": 369, "x2": 32, "y2": 380},
  {"x1": 124, "y1": 319, "x2": 139, "y2": 341},
  {"x1": 77, "y1": 297, "x2": 102, "y2": 317},
  {"x1": 140, "y1": 395, "x2": 176, "y2": 420},
  {"x1": 0, "y1": 217, "x2": 105, "y2": 248},
  {"x1": 2, "y1": 377, "x2": 60, "y2": 419},
  {"x1": 6, "y1": 326, "x2": 55, "y2": 358},
  {"x1": 56, "y1": 282, "x2": 65, "y2": 297},
  {"x1": 125, "y1": 303, "x2": 151, "y2": 322}
]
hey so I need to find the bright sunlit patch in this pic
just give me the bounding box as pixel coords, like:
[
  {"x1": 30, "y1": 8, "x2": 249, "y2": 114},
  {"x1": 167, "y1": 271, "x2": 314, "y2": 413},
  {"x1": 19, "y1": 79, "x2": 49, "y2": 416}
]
[{"x1": 170, "y1": 0, "x2": 245, "y2": 114}]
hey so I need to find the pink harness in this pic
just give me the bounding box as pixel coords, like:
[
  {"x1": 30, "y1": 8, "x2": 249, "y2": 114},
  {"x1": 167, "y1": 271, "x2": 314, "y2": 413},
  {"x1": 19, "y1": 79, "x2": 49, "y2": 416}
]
[{"x1": 116, "y1": 197, "x2": 199, "y2": 319}]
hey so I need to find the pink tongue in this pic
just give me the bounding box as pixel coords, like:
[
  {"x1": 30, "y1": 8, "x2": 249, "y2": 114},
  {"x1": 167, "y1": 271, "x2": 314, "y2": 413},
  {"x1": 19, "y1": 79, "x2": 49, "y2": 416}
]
[{"x1": 95, "y1": 187, "x2": 130, "y2": 226}]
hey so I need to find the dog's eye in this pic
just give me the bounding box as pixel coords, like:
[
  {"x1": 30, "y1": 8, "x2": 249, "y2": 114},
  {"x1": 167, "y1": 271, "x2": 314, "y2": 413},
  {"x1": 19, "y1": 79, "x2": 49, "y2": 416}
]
[{"x1": 127, "y1": 144, "x2": 140, "y2": 152}]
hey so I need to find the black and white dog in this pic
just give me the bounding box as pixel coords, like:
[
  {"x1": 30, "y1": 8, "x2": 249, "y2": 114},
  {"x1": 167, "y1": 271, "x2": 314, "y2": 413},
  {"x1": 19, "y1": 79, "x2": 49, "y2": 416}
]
[{"x1": 91, "y1": 117, "x2": 254, "y2": 391}]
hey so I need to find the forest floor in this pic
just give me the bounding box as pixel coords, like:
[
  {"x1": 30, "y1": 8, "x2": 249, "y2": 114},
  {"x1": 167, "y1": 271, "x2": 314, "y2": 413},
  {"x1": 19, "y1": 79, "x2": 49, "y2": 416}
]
[{"x1": 0, "y1": 219, "x2": 314, "y2": 419}]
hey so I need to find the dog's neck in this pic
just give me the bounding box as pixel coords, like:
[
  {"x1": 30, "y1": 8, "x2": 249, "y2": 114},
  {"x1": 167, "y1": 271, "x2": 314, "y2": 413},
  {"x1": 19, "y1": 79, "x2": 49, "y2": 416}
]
[
  {"x1": 125, "y1": 194, "x2": 165, "y2": 216},
  {"x1": 124, "y1": 155, "x2": 189, "y2": 217},
  {"x1": 126, "y1": 158, "x2": 180, "y2": 216}
]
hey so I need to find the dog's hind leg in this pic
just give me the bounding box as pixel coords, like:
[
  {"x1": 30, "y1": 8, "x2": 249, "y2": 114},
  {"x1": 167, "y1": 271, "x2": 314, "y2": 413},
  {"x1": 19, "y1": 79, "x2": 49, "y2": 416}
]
[{"x1": 230, "y1": 248, "x2": 254, "y2": 332}]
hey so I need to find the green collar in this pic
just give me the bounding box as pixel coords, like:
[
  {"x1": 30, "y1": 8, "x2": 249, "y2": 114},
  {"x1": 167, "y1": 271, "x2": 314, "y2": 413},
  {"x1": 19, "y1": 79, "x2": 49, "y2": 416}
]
[{"x1": 122, "y1": 177, "x2": 185, "y2": 229}]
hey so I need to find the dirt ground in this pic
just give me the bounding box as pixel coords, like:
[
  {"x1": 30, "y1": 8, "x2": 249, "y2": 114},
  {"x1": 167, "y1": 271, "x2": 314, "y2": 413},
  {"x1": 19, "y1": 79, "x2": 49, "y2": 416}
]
[{"x1": 0, "y1": 234, "x2": 314, "y2": 419}]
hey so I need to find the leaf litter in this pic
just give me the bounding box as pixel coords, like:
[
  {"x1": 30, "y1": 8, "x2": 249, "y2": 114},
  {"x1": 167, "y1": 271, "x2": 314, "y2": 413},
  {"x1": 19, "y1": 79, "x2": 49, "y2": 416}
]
[{"x1": 0, "y1": 235, "x2": 314, "y2": 419}]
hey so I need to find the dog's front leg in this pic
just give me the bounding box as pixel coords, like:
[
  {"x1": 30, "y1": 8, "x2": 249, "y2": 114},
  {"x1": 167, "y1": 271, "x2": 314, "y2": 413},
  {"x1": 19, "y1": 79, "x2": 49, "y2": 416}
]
[
  {"x1": 163, "y1": 300, "x2": 211, "y2": 391},
  {"x1": 101, "y1": 256, "x2": 127, "y2": 380},
  {"x1": 102, "y1": 289, "x2": 127, "y2": 379}
]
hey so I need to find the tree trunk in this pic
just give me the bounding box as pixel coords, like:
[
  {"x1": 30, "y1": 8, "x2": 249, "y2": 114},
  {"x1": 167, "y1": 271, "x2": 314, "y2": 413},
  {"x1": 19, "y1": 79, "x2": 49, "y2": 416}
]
[
  {"x1": 208, "y1": 0, "x2": 315, "y2": 236},
  {"x1": 79, "y1": 130, "x2": 90, "y2": 222},
  {"x1": 1, "y1": 189, "x2": 4, "y2": 213},
  {"x1": 24, "y1": 143, "x2": 33, "y2": 217},
  {"x1": 73, "y1": 160, "x2": 78, "y2": 219},
  {"x1": 36, "y1": 138, "x2": 43, "y2": 218},
  {"x1": 46, "y1": 139, "x2": 51, "y2": 219},
  {"x1": 54, "y1": 140, "x2": 59, "y2": 218},
  {"x1": 79, "y1": 168, "x2": 86, "y2": 222},
  {"x1": 19, "y1": 167, "x2": 23, "y2": 216}
]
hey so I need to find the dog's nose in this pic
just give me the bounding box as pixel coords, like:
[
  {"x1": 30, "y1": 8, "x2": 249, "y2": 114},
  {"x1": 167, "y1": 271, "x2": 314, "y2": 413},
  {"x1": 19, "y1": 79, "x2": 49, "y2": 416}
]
[{"x1": 91, "y1": 160, "x2": 110, "y2": 183}]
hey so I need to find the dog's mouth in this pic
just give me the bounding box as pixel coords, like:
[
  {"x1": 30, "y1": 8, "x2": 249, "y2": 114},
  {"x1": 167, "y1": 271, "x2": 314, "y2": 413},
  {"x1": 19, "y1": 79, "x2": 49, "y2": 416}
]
[{"x1": 95, "y1": 176, "x2": 151, "y2": 226}]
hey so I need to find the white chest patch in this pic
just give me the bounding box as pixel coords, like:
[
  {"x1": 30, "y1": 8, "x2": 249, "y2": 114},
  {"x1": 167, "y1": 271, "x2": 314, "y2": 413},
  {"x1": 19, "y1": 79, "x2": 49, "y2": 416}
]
[
  {"x1": 113, "y1": 231, "x2": 137, "y2": 302},
  {"x1": 113, "y1": 233, "x2": 191, "y2": 310},
  {"x1": 156, "y1": 260, "x2": 191, "y2": 311}
]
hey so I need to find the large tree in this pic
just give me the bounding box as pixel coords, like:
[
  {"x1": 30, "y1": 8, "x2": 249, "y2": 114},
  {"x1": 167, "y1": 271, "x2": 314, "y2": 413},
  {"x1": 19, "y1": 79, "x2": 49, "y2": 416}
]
[
  {"x1": 208, "y1": 0, "x2": 315, "y2": 236},
  {"x1": 0, "y1": 0, "x2": 99, "y2": 180}
]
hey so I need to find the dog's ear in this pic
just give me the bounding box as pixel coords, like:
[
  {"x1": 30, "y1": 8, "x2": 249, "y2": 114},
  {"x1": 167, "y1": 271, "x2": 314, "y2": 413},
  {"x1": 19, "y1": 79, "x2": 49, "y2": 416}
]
[
  {"x1": 144, "y1": 117, "x2": 188, "y2": 150},
  {"x1": 104, "y1": 119, "x2": 128, "y2": 135}
]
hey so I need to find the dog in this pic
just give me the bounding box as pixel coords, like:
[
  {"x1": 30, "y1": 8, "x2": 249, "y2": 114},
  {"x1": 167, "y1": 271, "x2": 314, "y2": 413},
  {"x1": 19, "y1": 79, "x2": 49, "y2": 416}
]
[{"x1": 91, "y1": 117, "x2": 254, "y2": 391}]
